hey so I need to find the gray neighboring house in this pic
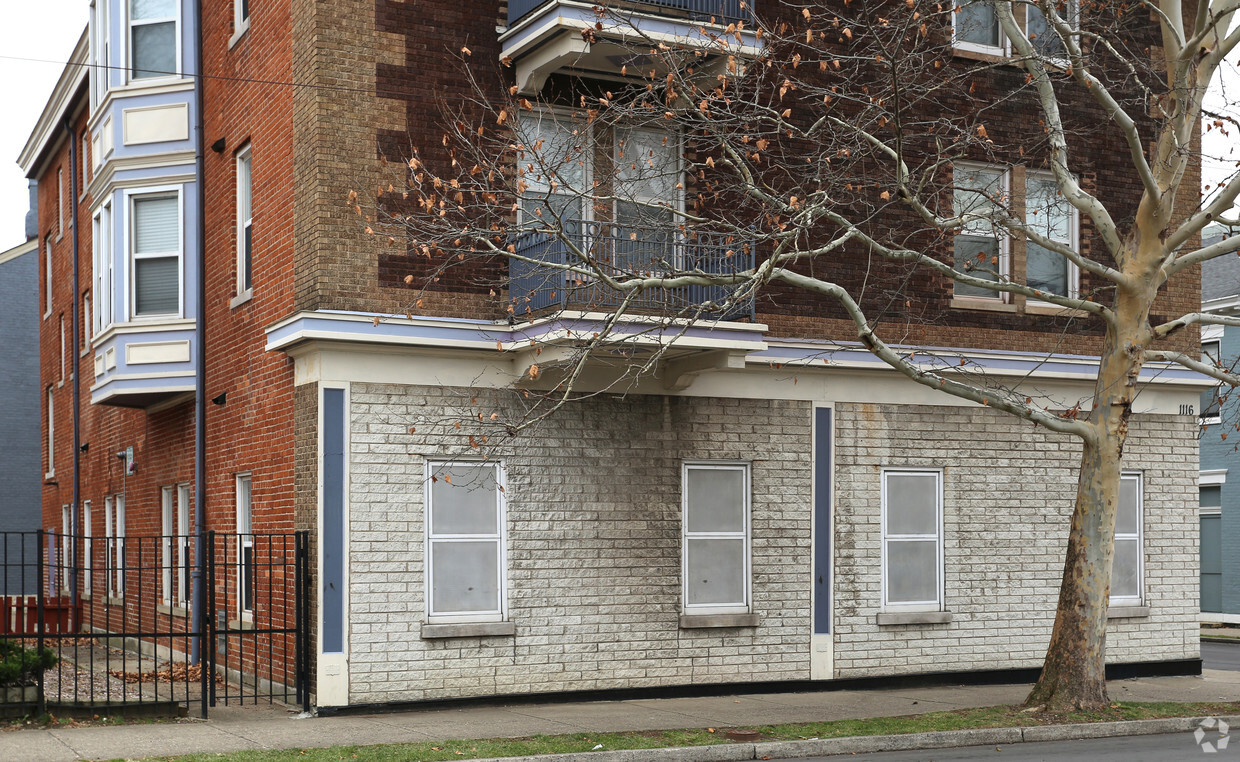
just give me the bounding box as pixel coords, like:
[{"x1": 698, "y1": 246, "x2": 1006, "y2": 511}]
[
  {"x1": 1201, "y1": 221, "x2": 1240, "y2": 620},
  {"x1": 0, "y1": 182, "x2": 42, "y2": 594}
]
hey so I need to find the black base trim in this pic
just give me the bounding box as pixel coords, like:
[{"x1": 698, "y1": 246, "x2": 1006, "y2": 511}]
[{"x1": 316, "y1": 658, "x2": 1202, "y2": 716}]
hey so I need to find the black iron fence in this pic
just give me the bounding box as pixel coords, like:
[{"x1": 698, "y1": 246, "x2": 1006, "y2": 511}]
[
  {"x1": 0, "y1": 530, "x2": 309, "y2": 719},
  {"x1": 510, "y1": 219, "x2": 756, "y2": 320},
  {"x1": 508, "y1": 0, "x2": 754, "y2": 26}
]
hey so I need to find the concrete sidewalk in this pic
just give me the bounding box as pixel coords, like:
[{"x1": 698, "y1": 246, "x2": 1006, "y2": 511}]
[{"x1": 6, "y1": 670, "x2": 1240, "y2": 762}]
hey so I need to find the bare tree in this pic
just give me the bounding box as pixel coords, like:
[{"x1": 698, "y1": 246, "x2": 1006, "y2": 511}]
[{"x1": 361, "y1": 0, "x2": 1240, "y2": 710}]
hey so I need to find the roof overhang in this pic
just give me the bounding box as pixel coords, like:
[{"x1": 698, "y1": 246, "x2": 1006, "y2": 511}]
[{"x1": 18, "y1": 27, "x2": 89, "y2": 179}]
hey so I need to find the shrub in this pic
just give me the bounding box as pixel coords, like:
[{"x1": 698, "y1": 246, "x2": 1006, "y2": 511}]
[{"x1": 0, "y1": 640, "x2": 57, "y2": 688}]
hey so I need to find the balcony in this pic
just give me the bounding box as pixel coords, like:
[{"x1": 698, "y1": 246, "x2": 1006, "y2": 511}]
[
  {"x1": 500, "y1": 0, "x2": 762, "y2": 94},
  {"x1": 509, "y1": 219, "x2": 756, "y2": 321}
]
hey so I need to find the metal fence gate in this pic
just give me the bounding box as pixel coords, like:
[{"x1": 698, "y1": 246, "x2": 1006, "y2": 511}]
[{"x1": 0, "y1": 530, "x2": 310, "y2": 718}]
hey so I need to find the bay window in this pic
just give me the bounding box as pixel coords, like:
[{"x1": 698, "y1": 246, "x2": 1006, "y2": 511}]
[
  {"x1": 129, "y1": 0, "x2": 178, "y2": 80},
  {"x1": 129, "y1": 191, "x2": 181, "y2": 318},
  {"x1": 92, "y1": 202, "x2": 114, "y2": 334}
]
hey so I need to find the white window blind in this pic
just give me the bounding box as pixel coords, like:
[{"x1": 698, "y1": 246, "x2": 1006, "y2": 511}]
[{"x1": 132, "y1": 194, "x2": 180, "y2": 316}]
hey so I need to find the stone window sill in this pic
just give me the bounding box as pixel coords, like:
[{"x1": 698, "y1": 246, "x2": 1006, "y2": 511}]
[
  {"x1": 421, "y1": 621, "x2": 515, "y2": 639},
  {"x1": 950, "y1": 297, "x2": 1017, "y2": 313},
  {"x1": 679, "y1": 613, "x2": 760, "y2": 629},
  {"x1": 228, "y1": 20, "x2": 250, "y2": 51},
  {"x1": 1108, "y1": 606, "x2": 1150, "y2": 619},
  {"x1": 230, "y1": 290, "x2": 253, "y2": 309},
  {"x1": 1024, "y1": 302, "x2": 1089, "y2": 318},
  {"x1": 157, "y1": 603, "x2": 189, "y2": 618},
  {"x1": 876, "y1": 611, "x2": 953, "y2": 626}
]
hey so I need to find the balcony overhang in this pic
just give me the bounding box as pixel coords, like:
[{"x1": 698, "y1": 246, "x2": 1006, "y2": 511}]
[
  {"x1": 500, "y1": 1, "x2": 763, "y2": 95},
  {"x1": 89, "y1": 321, "x2": 197, "y2": 408}
]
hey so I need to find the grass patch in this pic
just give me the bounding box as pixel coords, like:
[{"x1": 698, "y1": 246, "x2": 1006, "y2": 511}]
[{"x1": 143, "y1": 701, "x2": 1240, "y2": 762}]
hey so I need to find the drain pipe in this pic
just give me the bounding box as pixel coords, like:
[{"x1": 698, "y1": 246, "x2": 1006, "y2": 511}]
[
  {"x1": 190, "y1": 0, "x2": 208, "y2": 665},
  {"x1": 65, "y1": 116, "x2": 81, "y2": 613}
]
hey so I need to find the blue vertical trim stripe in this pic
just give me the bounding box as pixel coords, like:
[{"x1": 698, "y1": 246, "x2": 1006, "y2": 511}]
[
  {"x1": 322, "y1": 388, "x2": 345, "y2": 653},
  {"x1": 813, "y1": 407, "x2": 831, "y2": 634}
]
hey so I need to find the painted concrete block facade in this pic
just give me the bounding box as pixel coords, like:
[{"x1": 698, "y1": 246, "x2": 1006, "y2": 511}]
[{"x1": 334, "y1": 381, "x2": 1198, "y2": 704}]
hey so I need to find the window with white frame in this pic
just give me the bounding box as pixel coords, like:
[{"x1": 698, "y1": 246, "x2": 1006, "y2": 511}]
[
  {"x1": 81, "y1": 133, "x2": 90, "y2": 197},
  {"x1": 58, "y1": 168, "x2": 65, "y2": 239},
  {"x1": 682, "y1": 462, "x2": 751, "y2": 613},
  {"x1": 1111, "y1": 472, "x2": 1144, "y2": 606},
  {"x1": 953, "y1": 0, "x2": 1076, "y2": 59},
  {"x1": 82, "y1": 500, "x2": 92, "y2": 592},
  {"x1": 234, "y1": 0, "x2": 249, "y2": 34},
  {"x1": 881, "y1": 469, "x2": 944, "y2": 610},
  {"x1": 1201, "y1": 334, "x2": 1223, "y2": 424},
  {"x1": 1025, "y1": 171, "x2": 1078, "y2": 298},
  {"x1": 59, "y1": 315, "x2": 66, "y2": 384},
  {"x1": 45, "y1": 386, "x2": 54, "y2": 478},
  {"x1": 105, "y1": 495, "x2": 125, "y2": 598},
  {"x1": 952, "y1": 165, "x2": 1008, "y2": 299},
  {"x1": 60, "y1": 505, "x2": 71, "y2": 593},
  {"x1": 93, "y1": 202, "x2": 114, "y2": 335},
  {"x1": 516, "y1": 113, "x2": 682, "y2": 268},
  {"x1": 236, "y1": 146, "x2": 253, "y2": 295},
  {"x1": 425, "y1": 461, "x2": 506, "y2": 622},
  {"x1": 44, "y1": 235, "x2": 52, "y2": 319},
  {"x1": 130, "y1": 191, "x2": 181, "y2": 318},
  {"x1": 236, "y1": 474, "x2": 253, "y2": 616},
  {"x1": 81, "y1": 292, "x2": 90, "y2": 354},
  {"x1": 129, "y1": 0, "x2": 178, "y2": 80},
  {"x1": 91, "y1": 0, "x2": 111, "y2": 107},
  {"x1": 159, "y1": 484, "x2": 189, "y2": 607}
]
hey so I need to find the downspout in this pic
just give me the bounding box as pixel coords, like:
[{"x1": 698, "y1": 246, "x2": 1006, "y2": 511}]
[
  {"x1": 190, "y1": 0, "x2": 207, "y2": 665},
  {"x1": 65, "y1": 117, "x2": 81, "y2": 613}
]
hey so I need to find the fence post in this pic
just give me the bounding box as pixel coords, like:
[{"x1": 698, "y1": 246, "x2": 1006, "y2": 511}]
[
  {"x1": 35, "y1": 529, "x2": 45, "y2": 716},
  {"x1": 207, "y1": 530, "x2": 217, "y2": 707},
  {"x1": 295, "y1": 531, "x2": 310, "y2": 713}
]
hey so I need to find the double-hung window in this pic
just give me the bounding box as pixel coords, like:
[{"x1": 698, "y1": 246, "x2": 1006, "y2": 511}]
[
  {"x1": 82, "y1": 500, "x2": 92, "y2": 591},
  {"x1": 952, "y1": 165, "x2": 1008, "y2": 299},
  {"x1": 516, "y1": 114, "x2": 588, "y2": 226},
  {"x1": 953, "y1": 1, "x2": 1075, "y2": 60},
  {"x1": 91, "y1": 0, "x2": 111, "y2": 107},
  {"x1": 237, "y1": 474, "x2": 253, "y2": 617},
  {"x1": 105, "y1": 495, "x2": 125, "y2": 599},
  {"x1": 45, "y1": 386, "x2": 54, "y2": 478},
  {"x1": 881, "y1": 469, "x2": 944, "y2": 611},
  {"x1": 425, "y1": 461, "x2": 506, "y2": 622},
  {"x1": 1201, "y1": 333, "x2": 1223, "y2": 424},
  {"x1": 129, "y1": 0, "x2": 178, "y2": 80},
  {"x1": 60, "y1": 505, "x2": 72, "y2": 593},
  {"x1": 130, "y1": 191, "x2": 181, "y2": 318},
  {"x1": 613, "y1": 127, "x2": 680, "y2": 272},
  {"x1": 236, "y1": 146, "x2": 253, "y2": 295},
  {"x1": 44, "y1": 235, "x2": 52, "y2": 319},
  {"x1": 161, "y1": 485, "x2": 190, "y2": 607},
  {"x1": 682, "y1": 463, "x2": 751, "y2": 614},
  {"x1": 1024, "y1": 171, "x2": 1078, "y2": 299},
  {"x1": 1111, "y1": 472, "x2": 1144, "y2": 606},
  {"x1": 93, "y1": 202, "x2": 114, "y2": 335}
]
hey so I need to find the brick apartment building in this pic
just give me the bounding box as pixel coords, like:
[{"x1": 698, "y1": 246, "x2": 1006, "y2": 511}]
[{"x1": 18, "y1": 0, "x2": 1205, "y2": 710}]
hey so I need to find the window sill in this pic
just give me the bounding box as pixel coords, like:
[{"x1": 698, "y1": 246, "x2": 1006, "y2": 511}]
[
  {"x1": 421, "y1": 622, "x2": 515, "y2": 639},
  {"x1": 1024, "y1": 302, "x2": 1089, "y2": 318},
  {"x1": 876, "y1": 611, "x2": 953, "y2": 626},
  {"x1": 1108, "y1": 606, "x2": 1150, "y2": 619},
  {"x1": 106, "y1": 596, "x2": 124, "y2": 606},
  {"x1": 229, "y1": 618, "x2": 256, "y2": 630},
  {"x1": 950, "y1": 297, "x2": 1017, "y2": 313},
  {"x1": 230, "y1": 290, "x2": 253, "y2": 309},
  {"x1": 679, "y1": 613, "x2": 760, "y2": 629},
  {"x1": 158, "y1": 603, "x2": 189, "y2": 618},
  {"x1": 952, "y1": 46, "x2": 1007, "y2": 63},
  {"x1": 228, "y1": 20, "x2": 250, "y2": 50}
]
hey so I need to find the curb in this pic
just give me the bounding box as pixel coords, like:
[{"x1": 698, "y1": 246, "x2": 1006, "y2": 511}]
[
  {"x1": 479, "y1": 714, "x2": 1240, "y2": 762},
  {"x1": 1201, "y1": 636, "x2": 1240, "y2": 643}
]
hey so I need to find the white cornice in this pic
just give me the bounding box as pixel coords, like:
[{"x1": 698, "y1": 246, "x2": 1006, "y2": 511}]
[{"x1": 18, "y1": 28, "x2": 89, "y2": 178}]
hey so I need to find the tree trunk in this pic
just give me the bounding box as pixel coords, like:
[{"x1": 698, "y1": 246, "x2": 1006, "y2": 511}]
[
  {"x1": 1024, "y1": 434, "x2": 1120, "y2": 711},
  {"x1": 1025, "y1": 274, "x2": 1152, "y2": 712}
]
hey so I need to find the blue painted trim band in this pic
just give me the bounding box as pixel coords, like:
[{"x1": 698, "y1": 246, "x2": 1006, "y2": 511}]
[{"x1": 322, "y1": 387, "x2": 346, "y2": 654}]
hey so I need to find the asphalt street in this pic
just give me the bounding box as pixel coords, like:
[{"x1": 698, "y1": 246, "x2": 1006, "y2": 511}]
[
  {"x1": 1204, "y1": 640, "x2": 1240, "y2": 671},
  {"x1": 793, "y1": 730, "x2": 1231, "y2": 761}
]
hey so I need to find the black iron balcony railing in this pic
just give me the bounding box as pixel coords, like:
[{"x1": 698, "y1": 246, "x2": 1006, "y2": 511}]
[
  {"x1": 507, "y1": 0, "x2": 754, "y2": 28},
  {"x1": 509, "y1": 219, "x2": 756, "y2": 321}
]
